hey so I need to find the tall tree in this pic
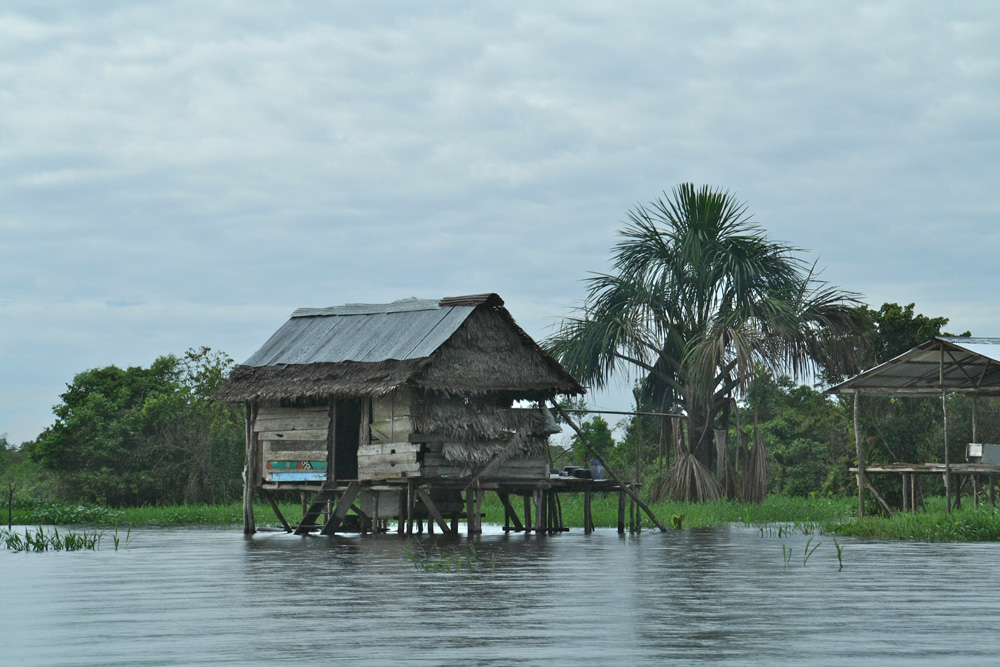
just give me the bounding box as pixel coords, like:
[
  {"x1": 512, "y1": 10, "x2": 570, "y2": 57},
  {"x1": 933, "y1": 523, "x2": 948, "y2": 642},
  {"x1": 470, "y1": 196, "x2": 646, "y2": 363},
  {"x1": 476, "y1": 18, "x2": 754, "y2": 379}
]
[{"x1": 546, "y1": 184, "x2": 863, "y2": 477}]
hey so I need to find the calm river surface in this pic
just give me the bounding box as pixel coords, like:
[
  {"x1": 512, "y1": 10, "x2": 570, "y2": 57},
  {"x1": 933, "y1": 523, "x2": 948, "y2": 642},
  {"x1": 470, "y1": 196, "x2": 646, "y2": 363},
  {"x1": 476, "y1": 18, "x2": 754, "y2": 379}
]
[{"x1": 1, "y1": 524, "x2": 997, "y2": 665}]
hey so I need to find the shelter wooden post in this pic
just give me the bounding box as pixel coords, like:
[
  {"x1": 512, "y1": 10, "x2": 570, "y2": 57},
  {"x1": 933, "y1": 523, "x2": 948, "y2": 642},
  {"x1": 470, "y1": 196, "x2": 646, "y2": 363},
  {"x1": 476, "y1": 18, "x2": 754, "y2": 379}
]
[
  {"x1": 938, "y1": 345, "x2": 951, "y2": 512},
  {"x1": 243, "y1": 402, "x2": 259, "y2": 535},
  {"x1": 584, "y1": 488, "x2": 593, "y2": 534},
  {"x1": 523, "y1": 494, "x2": 532, "y2": 533},
  {"x1": 853, "y1": 391, "x2": 865, "y2": 519}
]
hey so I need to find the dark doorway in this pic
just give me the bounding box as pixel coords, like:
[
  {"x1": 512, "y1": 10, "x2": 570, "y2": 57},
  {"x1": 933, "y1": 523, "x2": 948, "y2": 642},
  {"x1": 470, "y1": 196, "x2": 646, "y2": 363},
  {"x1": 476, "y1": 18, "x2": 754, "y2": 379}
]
[{"x1": 333, "y1": 398, "x2": 363, "y2": 481}]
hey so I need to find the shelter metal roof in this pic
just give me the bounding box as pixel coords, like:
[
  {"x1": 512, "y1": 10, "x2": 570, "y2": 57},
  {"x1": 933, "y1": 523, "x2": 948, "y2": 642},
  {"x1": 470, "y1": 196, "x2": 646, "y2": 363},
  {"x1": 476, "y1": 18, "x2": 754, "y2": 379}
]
[
  {"x1": 828, "y1": 337, "x2": 1000, "y2": 396},
  {"x1": 244, "y1": 297, "x2": 477, "y2": 367}
]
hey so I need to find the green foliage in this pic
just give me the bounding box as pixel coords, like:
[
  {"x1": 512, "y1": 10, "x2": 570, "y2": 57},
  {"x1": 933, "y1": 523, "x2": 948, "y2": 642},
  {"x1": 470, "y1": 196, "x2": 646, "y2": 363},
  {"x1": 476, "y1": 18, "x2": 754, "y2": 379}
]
[
  {"x1": 31, "y1": 348, "x2": 244, "y2": 506},
  {"x1": 825, "y1": 501, "x2": 1000, "y2": 541},
  {"x1": 743, "y1": 372, "x2": 854, "y2": 497},
  {"x1": 569, "y1": 415, "x2": 616, "y2": 467}
]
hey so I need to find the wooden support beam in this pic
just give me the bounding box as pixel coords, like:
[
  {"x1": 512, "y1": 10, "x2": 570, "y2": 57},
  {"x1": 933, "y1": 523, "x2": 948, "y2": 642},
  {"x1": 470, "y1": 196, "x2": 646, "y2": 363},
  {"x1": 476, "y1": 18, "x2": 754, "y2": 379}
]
[
  {"x1": 864, "y1": 480, "x2": 894, "y2": 518},
  {"x1": 320, "y1": 482, "x2": 361, "y2": 535},
  {"x1": 415, "y1": 488, "x2": 453, "y2": 534},
  {"x1": 261, "y1": 488, "x2": 292, "y2": 533},
  {"x1": 498, "y1": 492, "x2": 524, "y2": 532},
  {"x1": 584, "y1": 488, "x2": 593, "y2": 534}
]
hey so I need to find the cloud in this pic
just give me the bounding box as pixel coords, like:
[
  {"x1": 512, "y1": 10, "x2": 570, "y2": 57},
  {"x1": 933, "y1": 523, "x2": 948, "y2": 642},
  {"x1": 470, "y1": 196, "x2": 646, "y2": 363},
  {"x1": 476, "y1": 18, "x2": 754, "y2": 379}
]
[{"x1": 1, "y1": 1, "x2": 999, "y2": 441}]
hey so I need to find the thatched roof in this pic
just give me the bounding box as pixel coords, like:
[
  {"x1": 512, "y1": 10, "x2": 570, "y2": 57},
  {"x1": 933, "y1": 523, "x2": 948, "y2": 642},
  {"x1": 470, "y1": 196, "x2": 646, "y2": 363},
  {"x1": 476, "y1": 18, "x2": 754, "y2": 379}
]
[{"x1": 215, "y1": 293, "x2": 584, "y2": 402}]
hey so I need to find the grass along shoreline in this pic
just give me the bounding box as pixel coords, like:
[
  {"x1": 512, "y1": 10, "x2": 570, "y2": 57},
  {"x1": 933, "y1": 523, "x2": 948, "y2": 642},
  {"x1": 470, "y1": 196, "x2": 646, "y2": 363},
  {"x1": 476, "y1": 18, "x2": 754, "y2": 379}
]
[{"x1": 8, "y1": 495, "x2": 1000, "y2": 541}]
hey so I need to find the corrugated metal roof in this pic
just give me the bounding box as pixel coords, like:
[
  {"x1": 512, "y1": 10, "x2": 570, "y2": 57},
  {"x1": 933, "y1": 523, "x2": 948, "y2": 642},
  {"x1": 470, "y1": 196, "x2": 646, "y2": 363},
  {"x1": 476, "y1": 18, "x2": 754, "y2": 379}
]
[
  {"x1": 244, "y1": 298, "x2": 477, "y2": 367},
  {"x1": 829, "y1": 336, "x2": 1000, "y2": 396}
]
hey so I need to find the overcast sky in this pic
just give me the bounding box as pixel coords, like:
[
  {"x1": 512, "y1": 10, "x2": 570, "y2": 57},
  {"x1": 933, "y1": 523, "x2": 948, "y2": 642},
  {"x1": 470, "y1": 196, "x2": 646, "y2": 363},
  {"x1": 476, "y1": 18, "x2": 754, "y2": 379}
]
[{"x1": 2, "y1": 1, "x2": 998, "y2": 445}]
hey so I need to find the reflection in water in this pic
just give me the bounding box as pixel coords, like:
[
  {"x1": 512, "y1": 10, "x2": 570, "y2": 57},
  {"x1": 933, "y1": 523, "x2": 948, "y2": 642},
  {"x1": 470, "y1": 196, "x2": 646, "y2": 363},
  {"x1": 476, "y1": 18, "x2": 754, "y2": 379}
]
[{"x1": 1, "y1": 525, "x2": 996, "y2": 665}]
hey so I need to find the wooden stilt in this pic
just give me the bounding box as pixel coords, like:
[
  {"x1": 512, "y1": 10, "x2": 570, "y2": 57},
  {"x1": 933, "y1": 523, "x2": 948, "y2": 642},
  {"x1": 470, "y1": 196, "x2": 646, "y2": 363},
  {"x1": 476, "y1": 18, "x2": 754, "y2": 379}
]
[
  {"x1": 537, "y1": 488, "x2": 547, "y2": 534},
  {"x1": 584, "y1": 488, "x2": 593, "y2": 534},
  {"x1": 397, "y1": 488, "x2": 405, "y2": 535},
  {"x1": 475, "y1": 489, "x2": 483, "y2": 535},
  {"x1": 617, "y1": 490, "x2": 626, "y2": 534},
  {"x1": 523, "y1": 494, "x2": 532, "y2": 533},
  {"x1": 901, "y1": 474, "x2": 909, "y2": 512},
  {"x1": 242, "y1": 402, "x2": 259, "y2": 535},
  {"x1": 406, "y1": 480, "x2": 415, "y2": 536}
]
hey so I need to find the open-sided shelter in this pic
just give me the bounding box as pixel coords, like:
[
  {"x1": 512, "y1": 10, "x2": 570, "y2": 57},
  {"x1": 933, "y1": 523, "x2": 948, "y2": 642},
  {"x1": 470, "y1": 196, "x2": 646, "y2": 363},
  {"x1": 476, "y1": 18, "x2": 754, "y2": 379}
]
[
  {"x1": 215, "y1": 293, "x2": 584, "y2": 534},
  {"x1": 829, "y1": 336, "x2": 1000, "y2": 515}
]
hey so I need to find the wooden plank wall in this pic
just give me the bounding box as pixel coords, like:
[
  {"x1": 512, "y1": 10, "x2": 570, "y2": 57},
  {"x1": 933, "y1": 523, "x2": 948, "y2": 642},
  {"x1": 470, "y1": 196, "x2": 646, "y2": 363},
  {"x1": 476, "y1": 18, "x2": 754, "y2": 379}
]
[
  {"x1": 255, "y1": 406, "x2": 331, "y2": 482},
  {"x1": 360, "y1": 388, "x2": 419, "y2": 480}
]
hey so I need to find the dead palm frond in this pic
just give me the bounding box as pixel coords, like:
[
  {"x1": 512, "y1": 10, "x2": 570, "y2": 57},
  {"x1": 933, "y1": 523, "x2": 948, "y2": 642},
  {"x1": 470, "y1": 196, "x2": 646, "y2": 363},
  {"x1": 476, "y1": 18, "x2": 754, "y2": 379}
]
[
  {"x1": 650, "y1": 451, "x2": 723, "y2": 502},
  {"x1": 742, "y1": 426, "x2": 769, "y2": 503}
]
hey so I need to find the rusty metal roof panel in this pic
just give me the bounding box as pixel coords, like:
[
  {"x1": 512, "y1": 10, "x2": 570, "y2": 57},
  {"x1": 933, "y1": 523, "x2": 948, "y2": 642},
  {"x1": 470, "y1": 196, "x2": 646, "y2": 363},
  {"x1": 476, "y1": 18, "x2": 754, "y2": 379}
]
[{"x1": 244, "y1": 299, "x2": 476, "y2": 367}]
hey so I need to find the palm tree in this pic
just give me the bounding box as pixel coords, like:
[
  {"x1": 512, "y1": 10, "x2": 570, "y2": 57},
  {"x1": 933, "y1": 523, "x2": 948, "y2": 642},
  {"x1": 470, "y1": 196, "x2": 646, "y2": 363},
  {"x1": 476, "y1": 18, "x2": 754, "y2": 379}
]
[{"x1": 546, "y1": 184, "x2": 862, "y2": 495}]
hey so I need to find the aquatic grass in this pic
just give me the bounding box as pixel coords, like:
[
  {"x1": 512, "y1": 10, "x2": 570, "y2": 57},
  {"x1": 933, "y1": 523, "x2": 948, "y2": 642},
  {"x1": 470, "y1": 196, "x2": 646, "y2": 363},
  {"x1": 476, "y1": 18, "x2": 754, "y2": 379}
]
[
  {"x1": 1, "y1": 526, "x2": 105, "y2": 552},
  {"x1": 404, "y1": 539, "x2": 499, "y2": 573},
  {"x1": 833, "y1": 537, "x2": 843, "y2": 570},
  {"x1": 803, "y1": 536, "x2": 821, "y2": 565}
]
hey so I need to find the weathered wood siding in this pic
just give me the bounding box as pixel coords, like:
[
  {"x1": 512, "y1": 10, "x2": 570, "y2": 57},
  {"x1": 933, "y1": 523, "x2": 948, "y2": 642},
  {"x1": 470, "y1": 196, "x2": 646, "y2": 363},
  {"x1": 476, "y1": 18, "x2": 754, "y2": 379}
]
[
  {"x1": 255, "y1": 406, "x2": 330, "y2": 482},
  {"x1": 360, "y1": 388, "x2": 419, "y2": 480}
]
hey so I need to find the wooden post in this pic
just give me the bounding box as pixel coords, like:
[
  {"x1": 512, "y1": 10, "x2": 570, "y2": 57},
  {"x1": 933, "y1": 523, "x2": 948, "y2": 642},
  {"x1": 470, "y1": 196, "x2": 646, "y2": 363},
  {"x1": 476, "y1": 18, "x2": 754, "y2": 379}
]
[
  {"x1": 901, "y1": 474, "x2": 909, "y2": 512},
  {"x1": 537, "y1": 488, "x2": 547, "y2": 534},
  {"x1": 397, "y1": 488, "x2": 405, "y2": 535},
  {"x1": 617, "y1": 490, "x2": 626, "y2": 534},
  {"x1": 853, "y1": 391, "x2": 865, "y2": 519},
  {"x1": 523, "y1": 494, "x2": 532, "y2": 533},
  {"x1": 912, "y1": 474, "x2": 918, "y2": 512},
  {"x1": 466, "y1": 487, "x2": 476, "y2": 536},
  {"x1": 942, "y1": 387, "x2": 951, "y2": 512},
  {"x1": 406, "y1": 480, "x2": 415, "y2": 535},
  {"x1": 242, "y1": 402, "x2": 259, "y2": 535},
  {"x1": 584, "y1": 488, "x2": 593, "y2": 534}
]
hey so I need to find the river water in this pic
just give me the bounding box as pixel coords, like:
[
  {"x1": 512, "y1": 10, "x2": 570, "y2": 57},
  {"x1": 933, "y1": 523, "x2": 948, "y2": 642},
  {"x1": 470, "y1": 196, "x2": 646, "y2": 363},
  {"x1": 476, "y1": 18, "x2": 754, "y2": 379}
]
[{"x1": 1, "y1": 524, "x2": 997, "y2": 665}]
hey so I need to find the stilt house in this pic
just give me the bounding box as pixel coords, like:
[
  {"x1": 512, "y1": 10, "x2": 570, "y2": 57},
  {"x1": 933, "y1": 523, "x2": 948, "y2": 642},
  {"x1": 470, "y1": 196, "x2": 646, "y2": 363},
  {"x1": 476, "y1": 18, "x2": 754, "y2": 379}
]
[{"x1": 215, "y1": 293, "x2": 584, "y2": 535}]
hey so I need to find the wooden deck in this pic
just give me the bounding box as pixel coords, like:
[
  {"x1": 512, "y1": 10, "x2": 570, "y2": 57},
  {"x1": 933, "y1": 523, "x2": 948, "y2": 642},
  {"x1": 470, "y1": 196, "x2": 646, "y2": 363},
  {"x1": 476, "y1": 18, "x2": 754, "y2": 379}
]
[{"x1": 849, "y1": 463, "x2": 1000, "y2": 512}]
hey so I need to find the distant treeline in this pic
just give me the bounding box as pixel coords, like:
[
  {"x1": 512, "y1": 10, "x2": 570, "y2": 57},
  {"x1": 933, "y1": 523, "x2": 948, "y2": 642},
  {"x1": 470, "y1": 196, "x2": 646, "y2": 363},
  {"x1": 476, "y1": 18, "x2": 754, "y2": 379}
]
[{"x1": 1, "y1": 347, "x2": 244, "y2": 507}]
